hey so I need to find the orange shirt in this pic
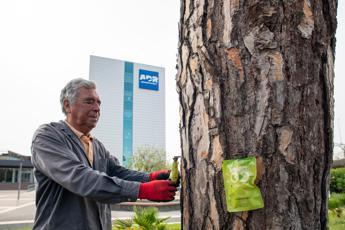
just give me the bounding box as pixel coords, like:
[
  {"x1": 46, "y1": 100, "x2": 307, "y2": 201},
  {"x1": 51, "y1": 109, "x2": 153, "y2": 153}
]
[{"x1": 65, "y1": 121, "x2": 93, "y2": 166}]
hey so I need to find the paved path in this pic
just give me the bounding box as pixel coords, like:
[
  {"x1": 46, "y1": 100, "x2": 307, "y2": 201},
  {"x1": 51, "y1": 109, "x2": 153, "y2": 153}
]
[
  {"x1": 0, "y1": 190, "x2": 180, "y2": 229},
  {"x1": 0, "y1": 190, "x2": 35, "y2": 223}
]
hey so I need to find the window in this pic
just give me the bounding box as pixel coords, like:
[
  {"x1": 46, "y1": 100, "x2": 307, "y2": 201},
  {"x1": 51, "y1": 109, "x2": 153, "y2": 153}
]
[{"x1": 0, "y1": 168, "x2": 33, "y2": 183}]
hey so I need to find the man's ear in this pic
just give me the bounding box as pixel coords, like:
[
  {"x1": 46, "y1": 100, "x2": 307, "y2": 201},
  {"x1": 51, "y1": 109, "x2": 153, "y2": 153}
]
[{"x1": 63, "y1": 100, "x2": 71, "y2": 114}]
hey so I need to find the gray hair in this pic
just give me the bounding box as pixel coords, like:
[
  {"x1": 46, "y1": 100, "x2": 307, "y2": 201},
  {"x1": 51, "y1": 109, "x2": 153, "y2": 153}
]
[{"x1": 60, "y1": 78, "x2": 97, "y2": 115}]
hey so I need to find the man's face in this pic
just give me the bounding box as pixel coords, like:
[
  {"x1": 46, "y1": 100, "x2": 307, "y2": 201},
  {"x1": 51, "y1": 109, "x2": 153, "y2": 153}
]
[{"x1": 64, "y1": 87, "x2": 101, "y2": 134}]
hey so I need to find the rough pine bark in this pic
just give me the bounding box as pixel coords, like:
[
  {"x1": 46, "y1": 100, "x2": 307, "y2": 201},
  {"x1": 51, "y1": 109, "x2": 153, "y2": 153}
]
[{"x1": 176, "y1": 0, "x2": 337, "y2": 229}]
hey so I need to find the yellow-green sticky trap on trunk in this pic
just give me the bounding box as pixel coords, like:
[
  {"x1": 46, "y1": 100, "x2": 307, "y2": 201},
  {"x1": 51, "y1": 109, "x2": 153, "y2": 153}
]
[{"x1": 222, "y1": 156, "x2": 264, "y2": 212}]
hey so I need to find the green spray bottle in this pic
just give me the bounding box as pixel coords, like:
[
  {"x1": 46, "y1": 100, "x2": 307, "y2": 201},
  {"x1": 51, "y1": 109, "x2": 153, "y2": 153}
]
[{"x1": 169, "y1": 156, "x2": 180, "y2": 184}]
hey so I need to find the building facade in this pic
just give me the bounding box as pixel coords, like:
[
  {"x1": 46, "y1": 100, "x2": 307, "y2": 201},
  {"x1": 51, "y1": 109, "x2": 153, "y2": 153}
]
[
  {"x1": 89, "y1": 55, "x2": 165, "y2": 166},
  {"x1": 0, "y1": 151, "x2": 34, "y2": 190}
]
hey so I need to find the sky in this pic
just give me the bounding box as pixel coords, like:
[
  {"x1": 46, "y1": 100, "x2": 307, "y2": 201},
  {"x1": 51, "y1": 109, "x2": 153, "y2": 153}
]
[{"x1": 0, "y1": 1, "x2": 344, "y2": 160}]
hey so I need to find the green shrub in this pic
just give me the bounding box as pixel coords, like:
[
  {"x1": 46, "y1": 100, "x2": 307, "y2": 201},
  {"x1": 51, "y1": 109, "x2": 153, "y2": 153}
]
[
  {"x1": 330, "y1": 168, "x2": 345, "y2": 193},
  {"x1": 329, "y1": 193, "x2": 345, "y2": 209},
  {"x1": 133, "y1": 207, "x2": 169, "y2": 230},
  {"x1": 113, "y1": 219, "x2": 133, "y2": 229},
  {"x1": 329, "y1": 197, "x2": 341, "y2": 209},
  {"x1": 113, "y1": 207, "x2": 169, "y2": 230}
]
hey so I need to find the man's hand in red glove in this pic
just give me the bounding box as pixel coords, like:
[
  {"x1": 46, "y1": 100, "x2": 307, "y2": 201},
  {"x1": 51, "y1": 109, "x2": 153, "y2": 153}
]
[
  {"x1": 139, "y1": 180, "x2": 177, "y2": 202},
  {"x1": 149, "y1": 170, "x2": 170, "y2": 181}
]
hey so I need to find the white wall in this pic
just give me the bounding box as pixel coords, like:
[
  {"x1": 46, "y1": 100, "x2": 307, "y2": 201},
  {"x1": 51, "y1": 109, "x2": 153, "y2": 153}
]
[
  {"x1": 89, "y1": 55, "x2": 166, "y2": 164},
  {"x1": 89, "y1": 55, "x2": 124, "y2": 162},
  {"x1": 133, "y1": 63, "x2": 165, "y2": 153}
]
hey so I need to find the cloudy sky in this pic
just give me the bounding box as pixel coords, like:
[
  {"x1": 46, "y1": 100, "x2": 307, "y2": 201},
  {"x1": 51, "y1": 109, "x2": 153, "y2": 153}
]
[{"x1": 0, "y1": 1, "x2": 344, "y2": 159}]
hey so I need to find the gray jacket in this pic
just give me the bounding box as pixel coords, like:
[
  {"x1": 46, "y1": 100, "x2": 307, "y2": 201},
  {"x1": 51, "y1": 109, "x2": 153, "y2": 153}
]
[{"x1": 31, "y1": 121, "x2": 149, "y2": 230}]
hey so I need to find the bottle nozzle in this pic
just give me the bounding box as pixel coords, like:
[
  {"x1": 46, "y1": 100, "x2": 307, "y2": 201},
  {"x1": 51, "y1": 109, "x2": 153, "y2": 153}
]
[{"x1": 173, "y1": 156, "x2": 181, "y2": 161}]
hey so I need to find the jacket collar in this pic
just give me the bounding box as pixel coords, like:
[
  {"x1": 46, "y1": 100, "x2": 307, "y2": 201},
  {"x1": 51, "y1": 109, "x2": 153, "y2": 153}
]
[
  {"x1": 55, "y1": 121, "x2": 85, "y2": 149},
  {"x1": 56, "y1": 120, "x2": 93, "y2": 167},
  {"x1": 57, "y1": 120, "x2": 78, "y2": 139}
]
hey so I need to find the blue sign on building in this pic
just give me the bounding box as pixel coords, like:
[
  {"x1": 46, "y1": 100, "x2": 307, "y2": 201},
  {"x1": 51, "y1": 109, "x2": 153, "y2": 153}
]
[{"x1": 139, "y1": 69, "x2": 159, "y2": 91}]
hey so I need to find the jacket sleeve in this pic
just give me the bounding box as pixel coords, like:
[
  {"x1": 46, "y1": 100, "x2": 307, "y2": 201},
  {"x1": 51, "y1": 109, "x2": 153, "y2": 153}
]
[
  {"x1": 106, "y1": 154, "x2": 150, "y2": 182},
  {"x1": 31, "y1": 124, "x2": 140, "y2": 203}
]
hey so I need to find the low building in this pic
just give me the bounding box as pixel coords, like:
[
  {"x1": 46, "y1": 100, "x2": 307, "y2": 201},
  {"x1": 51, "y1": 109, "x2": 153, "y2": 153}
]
[{"x1": 0, "y1": 151, "x2": 34, "y2": 190}]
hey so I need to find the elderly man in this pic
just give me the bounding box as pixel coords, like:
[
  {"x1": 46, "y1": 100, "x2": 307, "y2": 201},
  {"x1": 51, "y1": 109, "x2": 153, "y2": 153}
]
[{"x1": 31, "y1": 78, "x2": 177, "y2": 230}]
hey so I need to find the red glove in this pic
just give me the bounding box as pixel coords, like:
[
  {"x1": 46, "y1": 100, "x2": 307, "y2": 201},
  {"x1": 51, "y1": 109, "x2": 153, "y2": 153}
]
[
  {"x1": 139, "y1": 180, "x2": 177, "y2": 201},
  {"x1": 149, "y1": 170, "x2": 170, "y2": 181}
]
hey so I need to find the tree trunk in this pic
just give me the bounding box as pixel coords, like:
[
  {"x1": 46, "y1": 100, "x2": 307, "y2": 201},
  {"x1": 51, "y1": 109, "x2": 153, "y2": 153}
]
[{"x1": 177, "y1": 0, "x2": 337, "y2": 229}]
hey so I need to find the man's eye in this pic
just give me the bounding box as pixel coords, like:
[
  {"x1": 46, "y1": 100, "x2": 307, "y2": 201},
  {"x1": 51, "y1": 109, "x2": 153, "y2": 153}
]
[{"x1": 84, "y1": 100, "x2": 94, "y2": 104}]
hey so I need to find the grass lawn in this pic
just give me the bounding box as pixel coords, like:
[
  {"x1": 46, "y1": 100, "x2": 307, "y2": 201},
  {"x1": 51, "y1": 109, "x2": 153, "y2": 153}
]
[
  {"x1": 329, "y1": 208, "x2": 345, "y2": 230},
  {"x1": 166, "y1": 223, "x2": 181, "y2": 230}
]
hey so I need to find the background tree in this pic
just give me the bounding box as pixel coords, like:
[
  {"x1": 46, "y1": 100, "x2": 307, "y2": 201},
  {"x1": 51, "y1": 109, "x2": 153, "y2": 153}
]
[
  {"x1": 177, "y1": 0, "x2": 337, "y2": 229},
  {"x1": 129, "y1": 145, "x2": 168, "y2": 172}
]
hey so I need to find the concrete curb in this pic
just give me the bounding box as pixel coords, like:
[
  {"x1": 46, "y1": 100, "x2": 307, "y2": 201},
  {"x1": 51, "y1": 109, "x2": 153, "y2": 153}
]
[
  {"x1": 0, "y1": 220, "x2": 34, "y2": 230},
  {"x1": 111, "y1": 199, "x2": 181, "y2": 212},
  {"x1": 111, "y1": 215, "x2": 181, "y2": 224}
]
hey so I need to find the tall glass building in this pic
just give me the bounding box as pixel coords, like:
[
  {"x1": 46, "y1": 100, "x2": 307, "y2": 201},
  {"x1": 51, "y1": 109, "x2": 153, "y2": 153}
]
[{"x1": 89, "y1": 55, "x2": 166, "y2": 166}]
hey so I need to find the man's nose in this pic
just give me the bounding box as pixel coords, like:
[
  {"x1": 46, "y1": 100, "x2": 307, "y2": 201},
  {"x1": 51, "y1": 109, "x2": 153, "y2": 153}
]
[{"x1": 93, "y1": 102, "x2": 100, "y2": 111}]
